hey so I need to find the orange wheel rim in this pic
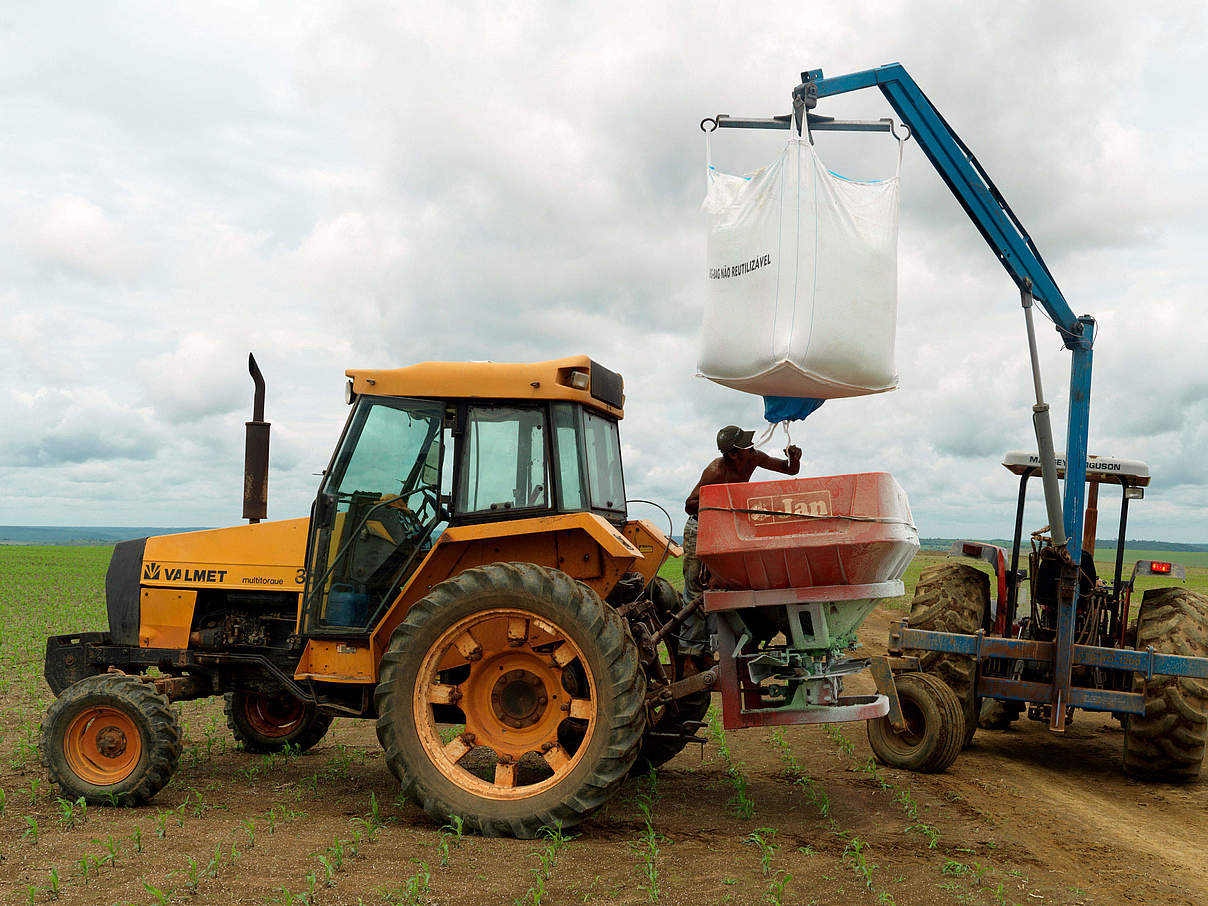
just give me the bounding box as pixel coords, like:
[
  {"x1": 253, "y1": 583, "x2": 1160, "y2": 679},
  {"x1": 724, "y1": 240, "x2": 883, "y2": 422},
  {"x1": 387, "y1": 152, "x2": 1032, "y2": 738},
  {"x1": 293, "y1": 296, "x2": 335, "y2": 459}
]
[
  {"x1": 244, "y1": 694, "x2": 305, "y2": 738},
  {"x1": 64, "y1": 707, "x2": 142, "y2": 786},
  {"x1": 413, "y1": 607, "x2": 597, "y2": 801}
]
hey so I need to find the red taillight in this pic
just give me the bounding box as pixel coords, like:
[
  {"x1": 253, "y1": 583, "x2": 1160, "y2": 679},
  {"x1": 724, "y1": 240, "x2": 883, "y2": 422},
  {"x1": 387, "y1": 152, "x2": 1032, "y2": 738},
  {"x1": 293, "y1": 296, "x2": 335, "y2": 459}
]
[
  {"x1": 962, "y1": 543, "x2": 981, "y2": 556},
  {"x1": 1151, "y1": 561, "x2": 1172, "y2": 574}
]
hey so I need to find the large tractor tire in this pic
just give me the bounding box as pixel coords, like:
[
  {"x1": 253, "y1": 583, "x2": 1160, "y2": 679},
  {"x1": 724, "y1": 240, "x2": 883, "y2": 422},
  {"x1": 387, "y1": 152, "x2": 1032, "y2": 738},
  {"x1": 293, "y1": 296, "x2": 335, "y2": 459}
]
[
  {"x1": 42, "y1": 673, "x2": 182, "y2": 805},
  {"x1": 906, "y1": 562, "x2": 989, "y2": 748},
  {"x1": 867, "y1": 672, "x2": 966, "y2": 773},
  {"x1": 375, "y1": 563, "x2": 646, "y2": 838},
  {"x1": 225, "y1": 691, "x2": 333, "y2": 754},
  {"x1": 1123, "y1": 587, "x2": 1208, "y2": 782},
  {"x1": 632, "y1": 577, "x2": 711, "y2": 774}
]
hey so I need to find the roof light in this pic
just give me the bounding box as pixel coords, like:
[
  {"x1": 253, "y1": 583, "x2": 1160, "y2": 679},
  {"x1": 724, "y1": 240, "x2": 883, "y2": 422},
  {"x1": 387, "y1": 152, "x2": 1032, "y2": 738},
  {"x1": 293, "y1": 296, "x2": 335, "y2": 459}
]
[
  {"x1": 570, "y1": 371, "x2": 589, "y2": 390},
  {"x1": 1151, "y1": 561, "x2": 1172, "y2": 574}
]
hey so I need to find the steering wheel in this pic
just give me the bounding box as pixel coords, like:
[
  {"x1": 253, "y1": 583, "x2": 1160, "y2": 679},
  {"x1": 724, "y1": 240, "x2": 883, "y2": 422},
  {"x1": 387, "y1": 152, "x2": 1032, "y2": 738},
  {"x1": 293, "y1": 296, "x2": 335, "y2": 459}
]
[{"x1": 377, "y1": 496, "x2": 429, "y2": 544}]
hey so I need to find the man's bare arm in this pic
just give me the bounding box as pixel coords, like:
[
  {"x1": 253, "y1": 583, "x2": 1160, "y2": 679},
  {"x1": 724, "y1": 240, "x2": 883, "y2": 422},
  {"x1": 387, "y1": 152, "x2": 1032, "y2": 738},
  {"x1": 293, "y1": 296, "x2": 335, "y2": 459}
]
[{"x1": 754, "y1": 445, "x2": 802, "y2": 476}]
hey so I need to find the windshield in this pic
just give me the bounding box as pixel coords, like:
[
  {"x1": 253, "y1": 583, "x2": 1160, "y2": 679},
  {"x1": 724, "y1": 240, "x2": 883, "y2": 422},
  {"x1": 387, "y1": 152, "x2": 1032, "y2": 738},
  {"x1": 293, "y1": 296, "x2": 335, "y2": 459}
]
[{"x1": 326, "y1": 398, "x2": 443, "y2": 503}]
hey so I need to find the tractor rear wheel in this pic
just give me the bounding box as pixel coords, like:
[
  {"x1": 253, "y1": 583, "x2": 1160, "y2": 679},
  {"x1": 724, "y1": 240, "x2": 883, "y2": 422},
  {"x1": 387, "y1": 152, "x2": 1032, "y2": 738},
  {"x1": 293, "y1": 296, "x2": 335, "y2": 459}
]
[
  {"x1": 1123, "y1": 587, "x2": 1208, "y2": 781},
  {"x1": 906, "y1": 562, "x2": 989, "y2": 748},
  {"x1": 375, "y1": 562, "x2": 646, "y2": 837},
  {"x1": 42, "y1": 673, "x2": 182, "y2": 805},
  {"x1": 867, "y1": 672, "x2": 965, "y2": 773},
  {"x1": 225, "y1": 691, "x2": 333, "y2": 754}
]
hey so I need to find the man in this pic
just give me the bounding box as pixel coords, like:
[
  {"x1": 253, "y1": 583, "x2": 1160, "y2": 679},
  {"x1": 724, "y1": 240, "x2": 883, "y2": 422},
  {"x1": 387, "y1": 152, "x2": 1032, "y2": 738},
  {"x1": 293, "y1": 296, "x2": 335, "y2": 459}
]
[{"x1": 678, "y1": 425, "x2": 802, "y2": 653}]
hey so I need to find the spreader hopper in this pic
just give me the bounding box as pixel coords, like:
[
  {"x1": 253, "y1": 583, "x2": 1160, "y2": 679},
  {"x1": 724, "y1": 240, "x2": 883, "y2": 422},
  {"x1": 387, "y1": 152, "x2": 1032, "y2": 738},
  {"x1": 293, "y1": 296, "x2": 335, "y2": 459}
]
[{"x1": 698, "y1": 473, "x2": 919, "y2": 729}]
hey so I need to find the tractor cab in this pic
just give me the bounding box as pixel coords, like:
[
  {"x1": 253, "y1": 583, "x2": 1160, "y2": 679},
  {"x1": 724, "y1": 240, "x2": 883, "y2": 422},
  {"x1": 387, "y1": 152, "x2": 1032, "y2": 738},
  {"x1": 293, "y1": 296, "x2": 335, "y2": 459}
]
[
  {"x1": 948, "y1": 452, "x2": 1154, "y2": 639},
  {"x1": 999, "y1": 450, "x2": 1152, "y2": 644},
  {"x1": 299, "y1": 356, "x2": 629, "y2": 636}
]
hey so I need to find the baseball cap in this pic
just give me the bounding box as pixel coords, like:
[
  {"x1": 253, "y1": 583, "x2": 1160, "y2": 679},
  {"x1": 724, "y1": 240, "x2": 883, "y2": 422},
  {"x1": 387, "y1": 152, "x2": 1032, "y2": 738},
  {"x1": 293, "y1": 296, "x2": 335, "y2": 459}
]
[{"x1": 717, "y1": 425, "x2": 755, "y2": 453}]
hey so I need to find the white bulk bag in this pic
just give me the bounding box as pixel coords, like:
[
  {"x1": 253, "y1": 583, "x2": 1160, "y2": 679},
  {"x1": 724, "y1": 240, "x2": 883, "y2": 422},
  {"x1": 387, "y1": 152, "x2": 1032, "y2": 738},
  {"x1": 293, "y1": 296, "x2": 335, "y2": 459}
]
[{"x1": 698, "y1": 130, "x2": 901, "y2": 399}]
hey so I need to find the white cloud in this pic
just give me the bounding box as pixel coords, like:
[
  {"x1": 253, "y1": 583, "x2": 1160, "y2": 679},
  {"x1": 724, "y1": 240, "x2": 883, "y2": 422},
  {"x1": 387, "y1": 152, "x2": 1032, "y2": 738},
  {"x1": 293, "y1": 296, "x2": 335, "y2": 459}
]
[
  {"x1": 135, "y1": 332, "x2": 248, "y2": 423},
  {"x1": 1, "y1": 386, "x2": 157, "y2": 466},
  {"x1": 20, "y1": 195, "x2": 143, "y2": 282}
]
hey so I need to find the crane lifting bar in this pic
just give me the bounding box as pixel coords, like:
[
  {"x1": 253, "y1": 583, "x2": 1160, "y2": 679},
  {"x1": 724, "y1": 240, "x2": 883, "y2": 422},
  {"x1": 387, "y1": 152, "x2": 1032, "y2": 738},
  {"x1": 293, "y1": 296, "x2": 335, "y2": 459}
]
[
  {"x1": 702, "y1": 70, "x2": 908, "y2": 140},
  {"x1": 701, "y1": 112, "x2": 904, "y2": 138}
]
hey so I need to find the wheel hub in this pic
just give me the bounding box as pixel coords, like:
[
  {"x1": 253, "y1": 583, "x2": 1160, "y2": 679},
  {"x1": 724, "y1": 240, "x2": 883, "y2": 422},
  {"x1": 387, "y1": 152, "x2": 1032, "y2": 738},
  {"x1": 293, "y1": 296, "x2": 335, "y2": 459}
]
[
  {"x1": 491, "y1": 670, "x2": 548, "y2": 728},
  {"x1": 95, "y1": 726, "x2": 128, "y2": 759},
  {"x1": 245, "y1": 693, "x2": 305, "y2": 736},
  {"x1": 63, "y1": 705, "x2": 144, "y2": 786}
]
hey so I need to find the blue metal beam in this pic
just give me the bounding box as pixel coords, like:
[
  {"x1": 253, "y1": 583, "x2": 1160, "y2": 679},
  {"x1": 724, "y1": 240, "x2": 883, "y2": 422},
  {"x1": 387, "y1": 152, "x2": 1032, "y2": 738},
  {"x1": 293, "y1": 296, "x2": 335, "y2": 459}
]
[
  {"x1": 892, "y1": 623, "x2": 1208, "y2": 713},
  {"x1": 1050, "y1": 321, "x2": 1095, "y2": 726},
  {"x1": 978, "y1": 677, "x2": 1146, "y2": 716}
]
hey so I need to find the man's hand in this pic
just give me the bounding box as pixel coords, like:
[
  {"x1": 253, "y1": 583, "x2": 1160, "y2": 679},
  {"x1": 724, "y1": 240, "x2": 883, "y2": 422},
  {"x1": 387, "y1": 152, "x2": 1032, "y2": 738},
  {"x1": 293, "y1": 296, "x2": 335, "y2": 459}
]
[{"x1": 786, "y1": 445, "x2": 802, "y2": 462}]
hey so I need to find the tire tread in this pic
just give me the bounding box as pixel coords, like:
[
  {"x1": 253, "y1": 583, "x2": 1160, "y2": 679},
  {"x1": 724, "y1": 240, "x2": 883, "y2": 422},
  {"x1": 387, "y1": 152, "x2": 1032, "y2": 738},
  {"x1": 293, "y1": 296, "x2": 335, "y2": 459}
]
[
  {"x1": 1124, "y1": 588, "x2": 1208, "y2": 781},
  {"x1": 42, "y1": 673, "x2": 182, "y2": 805}
]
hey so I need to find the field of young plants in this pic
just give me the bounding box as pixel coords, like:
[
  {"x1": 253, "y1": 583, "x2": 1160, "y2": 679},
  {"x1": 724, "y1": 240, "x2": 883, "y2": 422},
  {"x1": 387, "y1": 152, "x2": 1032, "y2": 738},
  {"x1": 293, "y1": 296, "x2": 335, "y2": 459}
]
[{"x1": 1, "y1": 545, "x2": 1206, "y2": 906}]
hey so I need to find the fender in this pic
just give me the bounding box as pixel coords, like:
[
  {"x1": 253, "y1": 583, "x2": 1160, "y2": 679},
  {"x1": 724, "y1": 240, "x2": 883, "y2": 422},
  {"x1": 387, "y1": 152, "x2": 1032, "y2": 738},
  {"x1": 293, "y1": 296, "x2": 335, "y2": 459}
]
[{"x1": 294, "y1": 513, "x2": 642, "y2": 683}]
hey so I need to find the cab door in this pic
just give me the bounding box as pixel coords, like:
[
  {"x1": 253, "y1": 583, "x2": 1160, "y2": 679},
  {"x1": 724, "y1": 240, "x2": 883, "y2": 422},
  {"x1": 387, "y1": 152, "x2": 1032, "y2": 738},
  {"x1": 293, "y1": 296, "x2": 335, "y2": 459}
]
[{"x1": 302, "y1": 397, "x2": 444, "y2": 634}]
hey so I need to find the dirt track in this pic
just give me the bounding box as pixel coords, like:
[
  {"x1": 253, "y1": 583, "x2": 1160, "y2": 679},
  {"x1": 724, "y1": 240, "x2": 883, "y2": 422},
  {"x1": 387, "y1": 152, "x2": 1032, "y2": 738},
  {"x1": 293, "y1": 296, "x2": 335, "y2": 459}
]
[
  {"x1": 2, "y1": 605, "x2": 1205, "y2": 906},
  {"x1": 850, "y1": 607, "x2": 1207, "y2": 906}
]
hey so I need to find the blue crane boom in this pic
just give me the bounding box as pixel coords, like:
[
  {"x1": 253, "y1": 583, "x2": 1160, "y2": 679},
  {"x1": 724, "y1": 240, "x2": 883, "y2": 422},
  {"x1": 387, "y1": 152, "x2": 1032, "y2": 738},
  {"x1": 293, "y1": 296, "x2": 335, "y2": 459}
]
[
  {"x1": 813, "y1": 64, "x2": 1096, "y2": 729},
  {"x1": 806, "y1": 64, "x2": 1094, "y2": 579},
  {"x1": 813, "y1": 66, "x2": 1076, "y2": 329}
]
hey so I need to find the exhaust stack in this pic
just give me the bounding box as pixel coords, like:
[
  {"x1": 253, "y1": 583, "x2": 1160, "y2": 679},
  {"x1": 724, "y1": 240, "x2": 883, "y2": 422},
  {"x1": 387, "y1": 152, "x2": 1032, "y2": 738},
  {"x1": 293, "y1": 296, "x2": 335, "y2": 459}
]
[{"x1": 243, "y1": 353, "x2": 270, "y2": 524}]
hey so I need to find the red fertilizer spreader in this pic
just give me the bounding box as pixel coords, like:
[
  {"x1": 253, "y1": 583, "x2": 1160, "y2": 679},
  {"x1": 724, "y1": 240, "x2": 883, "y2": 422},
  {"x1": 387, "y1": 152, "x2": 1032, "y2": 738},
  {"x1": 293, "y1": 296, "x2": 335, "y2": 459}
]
[{"x1": 697, "y1": 472, "x2": 919, "y2": 729}]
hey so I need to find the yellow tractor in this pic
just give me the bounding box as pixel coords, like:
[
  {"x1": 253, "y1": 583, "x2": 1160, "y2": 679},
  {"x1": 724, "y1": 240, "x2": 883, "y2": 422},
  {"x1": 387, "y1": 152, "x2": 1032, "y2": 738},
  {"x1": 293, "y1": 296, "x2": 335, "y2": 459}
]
[{"x1": 42, "y1": 356, "x2": 701, "y2": 837}]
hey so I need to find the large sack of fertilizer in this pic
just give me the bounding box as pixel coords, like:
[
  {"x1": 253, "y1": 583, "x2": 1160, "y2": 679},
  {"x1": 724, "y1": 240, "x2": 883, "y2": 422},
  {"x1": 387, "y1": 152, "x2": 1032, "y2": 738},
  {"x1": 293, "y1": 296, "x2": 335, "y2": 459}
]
[{"x1": 698, "y1": 131, "x2": 901, "y2": 399}]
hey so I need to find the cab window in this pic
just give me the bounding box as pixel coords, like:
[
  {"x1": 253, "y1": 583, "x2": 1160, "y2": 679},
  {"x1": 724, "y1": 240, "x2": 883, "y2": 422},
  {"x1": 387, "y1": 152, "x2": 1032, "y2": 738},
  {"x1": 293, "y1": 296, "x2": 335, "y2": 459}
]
[
  {"x1": 457, "y1": 406, "x2": 549, "y2": 514},
  {"x1": 551, "y1": 403, "x2": 585, "y2": 510},
  {"x1": 583, "y1": 411, "x2": 625, "y2": 513}
]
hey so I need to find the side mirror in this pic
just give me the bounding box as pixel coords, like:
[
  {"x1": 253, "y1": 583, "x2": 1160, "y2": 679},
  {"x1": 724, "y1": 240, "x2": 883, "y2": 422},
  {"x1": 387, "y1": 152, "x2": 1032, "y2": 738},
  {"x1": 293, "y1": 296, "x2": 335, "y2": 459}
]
[{"x1": 315, "y1": 494, "x2": 336, "y2": 528}]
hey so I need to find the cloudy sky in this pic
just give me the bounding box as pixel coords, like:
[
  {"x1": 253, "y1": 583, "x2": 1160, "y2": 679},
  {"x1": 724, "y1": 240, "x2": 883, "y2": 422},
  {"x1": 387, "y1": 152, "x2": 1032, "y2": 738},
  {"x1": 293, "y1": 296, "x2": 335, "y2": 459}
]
[{"x1": 3, "y1": 1, "x2": 1208, "y2": 543}]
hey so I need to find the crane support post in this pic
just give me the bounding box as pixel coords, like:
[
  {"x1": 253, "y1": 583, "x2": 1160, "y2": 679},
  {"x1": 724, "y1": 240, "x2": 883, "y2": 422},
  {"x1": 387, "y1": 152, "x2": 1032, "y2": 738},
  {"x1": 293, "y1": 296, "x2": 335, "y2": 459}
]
[
  {"x1": 1047, "y1": 317, "x2": 1094, "y2": 729},
  {"x1": 1062, "y1": 317, "x2": 1095, "y2": 565}
]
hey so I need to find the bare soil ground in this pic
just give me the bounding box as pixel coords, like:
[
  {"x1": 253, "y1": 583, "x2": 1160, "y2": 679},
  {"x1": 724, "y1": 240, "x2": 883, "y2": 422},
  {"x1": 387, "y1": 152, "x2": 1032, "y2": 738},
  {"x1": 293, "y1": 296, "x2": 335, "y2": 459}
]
[{"x1": 2, "y1": 604, "x2": 1205, "y2": 906}]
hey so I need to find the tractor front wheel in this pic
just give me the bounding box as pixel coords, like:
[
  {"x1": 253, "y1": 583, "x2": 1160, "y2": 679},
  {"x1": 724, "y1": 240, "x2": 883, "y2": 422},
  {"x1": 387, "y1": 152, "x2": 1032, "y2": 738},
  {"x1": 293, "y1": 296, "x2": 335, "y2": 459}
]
[
  {"x1": 225, "y1": 691, "x2": 333, "y2": 754},
  {"x1": 375, "y1": 563, "x2": 646, "y2": 837},
  {"x1": 42, "y1": 673, "x2": 182, "y2": 805},
  {"x1": 867, "y1": 672, "x2": 966, "y2": 773},
  {"x1": 1123, "y1": 587, "x2": 1208, "y2": 781}
]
